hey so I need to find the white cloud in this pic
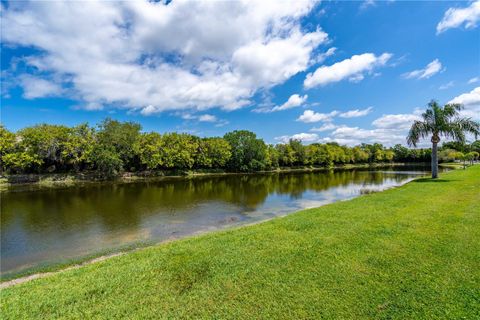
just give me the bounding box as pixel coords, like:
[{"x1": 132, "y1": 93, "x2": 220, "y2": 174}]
[
  {"x1": 311, "y1": 110, "x2": 426, "y2": 146},
  {"x1": 403, "y1": 59, "x2": 443, "y2": 79},
  {"x1": 339, "y1": 106, "x2": 373, "y2": 118},
  {"x1": 439, "y1": 81, "x2": 454, "y2": 90},
  {"x1": 313, "y1": 47, "x2": 336, "y2": 64},
  {"x1": 449, "y1": 86, "x2": 480, "y2": 120},
  {"x1": 19, "y1": 75, "x2": 62, "y2": 99},
  {"x1": 269, "y1": 94, "x2": 308, "y2": 112},
  {"x1": 372, "y1": 113, "x2": 420, "y2": 130},
  {"x1": 304, "y1": 52, "x2": 392, "y2": 88},
  {"x1": 308, "y1": 108, "x2": 445, "y2": 147},
  {"x1": 328, "y1": 125, "x2": 407, "y2": 146},
  {"x1": 297, "y1": 106, "x2": 372, "y2": 125},
  {"x1": 317, "y1": 137, "x2": 361, "y2": 146},
  {"x1": 2, "y1": 0, "x2": 325, "y2": 114},
  {"x1": 297, "y1": 109, "x2": 339, "y2": 123},
  {"x1": 198, "y1": 114, "x2": 217, "y2": 122},
  {"x1": 275, "y1": 132, "x2": 319, "y2": 143},
  {"x1": 437, "y1": 1, "x2": 480, "y2": 34},
  {"x1": 310, "y1": 123, "x2": 337, "y2": 132},
  {"x1": 81, "y1": 102, "x2": 104, "y2": 111},
  {"x1": 140, "y1": 105, "x2": 157, "y2": 116},
  {"x1": 180, "y1": 113, "x2": 197, "y2": 120},
  {"x1": 468, "y1": 77, "x2": 479, "y2": 84},
  {"x1": 360, "y1": 0, "x2": 376, "y2": 10}
]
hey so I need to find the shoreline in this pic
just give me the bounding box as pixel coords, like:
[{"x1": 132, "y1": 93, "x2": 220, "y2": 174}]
[
  {"x1": 0, "y1": 162, "x2": 432, "y2": 191},
  {"x1": 0, "y1": 170, "x2": 430, "y2": 287}
]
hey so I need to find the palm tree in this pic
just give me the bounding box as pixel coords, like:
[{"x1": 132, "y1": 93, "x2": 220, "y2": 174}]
[{"x1": 407, "y1": 100, "x2": 480, "y2": 179}]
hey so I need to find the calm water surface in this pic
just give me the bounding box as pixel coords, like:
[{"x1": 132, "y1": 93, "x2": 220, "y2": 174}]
[{"x1": 1, "y1": 166, "x2": 435, "y2": 274}]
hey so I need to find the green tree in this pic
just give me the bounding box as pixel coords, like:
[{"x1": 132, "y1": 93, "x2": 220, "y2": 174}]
[
  {"x1": 374, "y1": 149, "x2": 384, "y2": 162},
  {"x1": 471, "y1": 140, "x2": 480, "y2": 153},
  {"x1": 195, "y1": 137, "x2": 232, "y2": 169},
  {"x1": 17, "y1": 124, "x2": 72, "y2": 172},
  {"x1": 352, "y1": 146, "x2": 369, "y2": 163},
  {"x1": 383, "y1": 150, "x2": 395, "y2": 162},
  {"x1": 1, "y1": 126, "x2": 43, "y2": 173},
  {"x1": 160, "y1": 133, "x2": 199, "y2": 169},
  {"x1": 62, "y1": 124, "x2": 95, "y2": 171},
  {"x1": 470, "y1": 151, "x2": 479, "y2": 161},
  {"x1": 289, "y1": 139, "x2": 306, "y2": 165},
  {"x1": 407, "y1": 100, "x2": 480, "y2": 178},
  {"x1": 90, "y1": 145, "x2": 123, "y2": 177},
  {"x1": 135, "y1": 132, "x2": 164, "y2": 170},
  {"x1": 316, "y1": 144, "x2": 333, "y2": 167},
  {"x1": 265, "y1": 144, "x2": 279, "y2": 169},
  {"x1": 224, "y1": 130, "x2": 267, "y2": 172},
  {"x1": 465, "y1": 151, "x2": 479, "y2": 165},
  {"x1": 392, "y1": 144, "x2": 409, "y2": 162},
  {"x1": 97, "y1": 118, "x2": 142, "y2": 171},
  {"x1": 441, "y1": 141, "x2": 470, "y2": 153},
  {"x1": 0, "y1": 126, "x2": 17, "y2": 173},
  {"x1": 276, "y1": 143, "x2": 296, "y2": 166},
  {"x1": 438, "y1": 149, "x2": 459, "y2": 163}
]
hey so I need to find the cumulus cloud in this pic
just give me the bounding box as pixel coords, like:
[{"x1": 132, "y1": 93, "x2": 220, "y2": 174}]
[
  {"x1": 1, "y1": 0, "x2": 326, "y2": 114},
  {"x1": 198, "y1": 114, "x2": 217, "y2": 122},
  {"x1": 270, "y1": 94, "x2": 308, "y2": 112},
  {"x1": 284, "y1": 109, "x2": 433, "y2": 146},
  {"x1": 300, "y1": 107, "x2": 450, "y2": 147},
  {"x1": 297, "y1": 106, "x2": 372, "y2": 125},
  {"x1": 449, "y1": 86, "x2": 480, "y2": 120},
  {"x1": 403, "y1": 59, "x2": 443, "y2": 79},
  {"x1": 19, "y1": 75, "x2": 62, "y2": 99},
  {"x1": 310, "y1": 110, "x2": 425, "y2": 146},
  {"x1": 339, "y1": 106, "x2": 373, "y2": 118},
  {"x1": 304, "y1": 52, "x2": 392, "y2": 88},
  {"x1": 327, "y1": 125, "x2": 407, "y2": 146},
  {"x1": 437, "y1": 1, "x2": 480, "y2": 34},
  {"x1": 297, "y1": 109, "x2": 339, "y2": 123},
  {"x1": 275, "y1": 132, "x2": 319, "y2": 143},
  {"x1": 372, "y1": 113, "x2": 420, "y2": 130},
  {"x1": 140, "y1": 105, "x2": 157, "y2": 116},
  {"x1": 310, "y1": 123, "x2": 337, "y2": 132}
]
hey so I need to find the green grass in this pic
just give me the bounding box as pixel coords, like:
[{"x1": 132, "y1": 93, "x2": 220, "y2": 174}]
[{"x1": 2, "y1": 166, "x2": 479, "y2": 319}]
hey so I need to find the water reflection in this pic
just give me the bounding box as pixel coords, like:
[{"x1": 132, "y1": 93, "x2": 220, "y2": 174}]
[{"x1": 1, "y1": 166, "x2": 432, "y2": 274}]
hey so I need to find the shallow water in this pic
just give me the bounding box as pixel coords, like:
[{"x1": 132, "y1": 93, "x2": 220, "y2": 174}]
[{"x1": 1, "y1": 166, "x2": 436, "y2": 274}]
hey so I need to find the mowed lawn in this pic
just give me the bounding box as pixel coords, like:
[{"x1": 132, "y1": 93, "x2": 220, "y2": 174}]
[{"x1": 2, "y1": 166, "x2": 479, "y2": 319}]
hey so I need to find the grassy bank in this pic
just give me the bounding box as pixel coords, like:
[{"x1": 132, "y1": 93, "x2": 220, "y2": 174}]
[{"x1": 2, "y1": 166, "x2": 479, "y2": 319}]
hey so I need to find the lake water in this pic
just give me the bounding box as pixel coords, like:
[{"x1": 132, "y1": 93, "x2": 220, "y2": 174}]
[{"x1": 1, "y1": 166, "x2": 435, "y2": 275}]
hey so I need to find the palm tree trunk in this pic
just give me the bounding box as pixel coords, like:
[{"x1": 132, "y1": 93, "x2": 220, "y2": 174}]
[{"x1": 431, "y1": 141, "x2": 438, "y2": 179}]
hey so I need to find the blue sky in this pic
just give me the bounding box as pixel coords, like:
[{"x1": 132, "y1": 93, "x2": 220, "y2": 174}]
[{"x1": 1, "y1": 0, "x2": 479, "y2": 146}]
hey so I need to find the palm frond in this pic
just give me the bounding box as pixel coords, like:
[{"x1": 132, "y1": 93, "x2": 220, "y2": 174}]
[
  {"x1": 407, "y1": 120, "x2": 431, "y2": 147},
  {"x1": 406, "y1": 100, "x2": 479, "y2": 147},
  {"x1": 443, "y1": 103, "x2": 463, "y2": 118},
  {"x1": 422, "y1": 108, "x2": 435, "y2": 125},
  {"x1": 443, "y1": 126, "x2": 466, "y2": 143},
  {"x1": 454, "y1": 118, "x2": 480, "y2": 138}
]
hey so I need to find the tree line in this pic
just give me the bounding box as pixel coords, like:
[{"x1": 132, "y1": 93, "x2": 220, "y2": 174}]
[{"x1": 1, "y1": 118, "x2": 476, "y2": 176}]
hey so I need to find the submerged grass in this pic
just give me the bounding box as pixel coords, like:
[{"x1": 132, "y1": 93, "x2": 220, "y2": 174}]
[
  {"x1": 1, "y1": 166, "x2": 479, "y2": 319},
  {"x1": 0, "y1": 241, "x2": 155, "y2": 283}
]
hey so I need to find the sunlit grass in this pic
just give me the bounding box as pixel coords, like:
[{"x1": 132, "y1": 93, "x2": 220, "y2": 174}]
[{"x1": 1, "y1": 166, "x2": 479, "y2": 319}]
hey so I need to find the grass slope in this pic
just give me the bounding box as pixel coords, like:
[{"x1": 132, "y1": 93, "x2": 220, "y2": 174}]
[{"x1": 2, "y1": 166, "x2": 479, "y2": 319}]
